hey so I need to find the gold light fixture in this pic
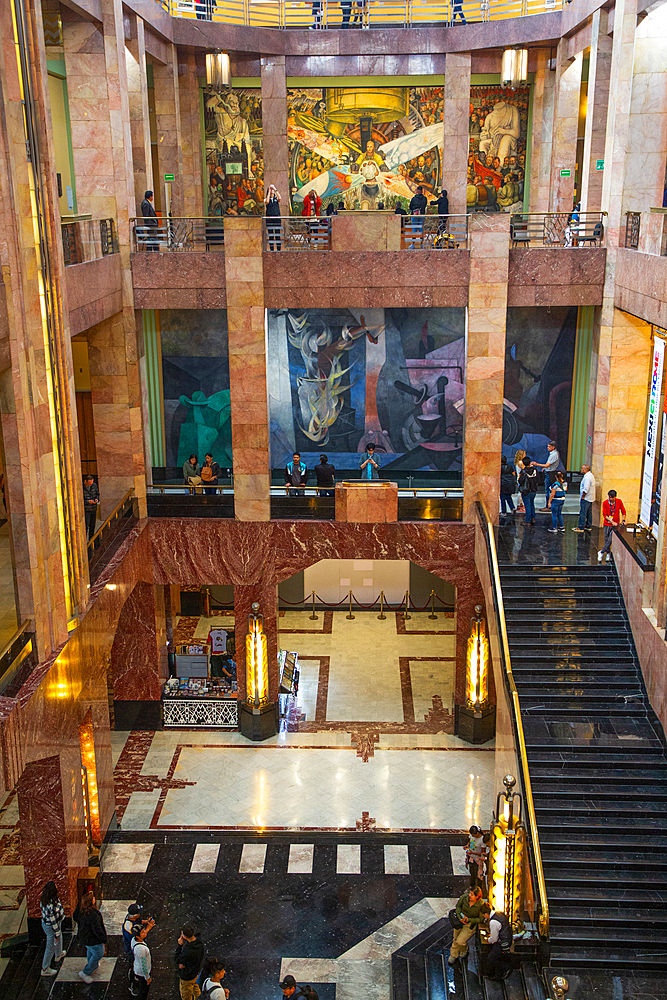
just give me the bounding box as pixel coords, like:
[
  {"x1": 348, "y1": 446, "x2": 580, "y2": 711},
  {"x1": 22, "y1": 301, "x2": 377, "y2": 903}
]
[
  {"x1": 466, "y1": 605, "x2": 489, "y2": 713},
  {"x1": 501, "y1": 48, "x2": 528, "y2": 90},
  {"x1": 206, "y1": 51, "x2": 230, "y2": 93},
  {"x1": 246, "y1": 602, "x2": 269, "y2": 710},
  {"x1": 488, "y1": 775, "x2": 526, "y2": 931}
]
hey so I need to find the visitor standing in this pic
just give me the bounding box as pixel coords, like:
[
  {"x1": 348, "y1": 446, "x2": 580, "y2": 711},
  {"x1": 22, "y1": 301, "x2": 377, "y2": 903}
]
[
  {"x1": 448, "y1": 888, "x2": 485, "y2": 965},
  {"x1": 74, "y1": 891, "x2": 107, "y2": 984},
  {"x1": 265, "y1": 185, "x2": 282, "y2": 251},
  {"x1": 40, "y1": 881, "x2": 65, "y2": 977},
  {"x1": 285, "y1": 453, "x2": 308, "y2": 496},
  {"x1": 183, "y1": 454, "x2": 201, "y2": 485},
  {"x1": 534, "y1": 441, "x2": 560, "y2": 511},
  {"x1": 175, "y1": 924, "x2": 205, "y2": 1000},
  {"x1": 499, "y1": 456, "x2": 516, "y2": 516},
  {"x1": 573, "y1": 464, "x2": 596, "y2": 532},
  {"x1": 140, "y1": 190, "x2": 159, "y2": 251},
  {"x1": 360, "y1": 443, "x2": 381, "y2": 480},
  {"x1": 485, "y1": 907, "x2": 512, "y2": 980},
  {"x1": 314, "y1": 454, "x2": 336, "y2": 496},
  {"x1": 513, "y1": 448, "x2": 526, "y2": 512},
  {"x1": 200, "y1": 958, "x2": 229, "y2": 999},
  {"x1": 518, "y1": 456, "x2": 538, "y2": 525},
  {"x1": 598, "y1": 489, "x2": 626, "y2": 561},
  {"x1": 201, "y1": 453, "x2": 221, "y2": 495},
  {"x1": 131, "y1": 921, "x2": 154, "y2": 998},
  {"x1": 83, "y1": 475, "x2": 99, "y2": 541},
  {"x1": 547, "y1": 472, "x2": 567, "y2": 532}
]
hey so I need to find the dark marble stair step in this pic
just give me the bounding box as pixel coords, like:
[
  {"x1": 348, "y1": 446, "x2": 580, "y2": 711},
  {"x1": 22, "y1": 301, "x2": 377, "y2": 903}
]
[
  {"x1": 517, "y1": 685, "x2": 642, "y2": 699},
  {"x1": 532, "y1": 782, "x2": 667, "y2": 799},
  {"x1": 503, "y1": 597, "x2": 623, "y2": 608},
  {"x1": 547, "y1": 884, "x2": 667, "y2": 908},
  {"x1": 502, "y1": 586, "x2": 620, "y2": 597},
  {"x1": 521, "y1": 703, "x2": 646, "y2": 717},
  {"x1": 425, "y1": 950, "x2": 447, "y2": 1000},
  {"x1": 406, "y1": 954, "x2": 428, "y2": 1000},
  {"x1": 460, "y1": 960, "x2": 484, "y2": 1000},
  {"x1": 11, "y1": 946, "x2": 41, "y2": 1000},
  {"x1": 550, "y1": 905, "x2": 667, "y2": 927},
  {"x1": 526, "y1": 740, "x2": 664, "y2": 755},
  {"x1": 503, "y1": 969, "x2": 529, "y2": 1000},
  {"x1": 391, "y1": 955, "x2": 409, "y2": 1000},
  {"x1": 543, "y1": 851, "x2": 667, "y2": 870},
  {"x1": 539, "y1": 830, "x2": 667, "y2": 848},
  {"x1": 545, "y1": 870, "x2": 667, "y2": 891},
  {"x1": 547, "y1": 944, "x2": 667, "y2": 970},
  {"x1": 535, "y1": 798, "x2": 667, "y2": 816},
  {"x1": 537, "y1": 814, "x2": 667, "y2": 836},
  {"x1": 550, "y1": 926, "x2": 667, "y2": 948},
  {"x1": 511, "y1": 650, "x2": 635, "y2": 662},
  {"x1": 482, "y1": 978, "x2": 505, "y2": 1000},
  {"x1": 515, "y1": 675, "x2": 640, "y2": 687},
  {"x1": 530, "y1": 766, "x2": 667, "y2": 782},
  {"x1": 521, "y1": 964, "x2": 546, "y2": 1000}
]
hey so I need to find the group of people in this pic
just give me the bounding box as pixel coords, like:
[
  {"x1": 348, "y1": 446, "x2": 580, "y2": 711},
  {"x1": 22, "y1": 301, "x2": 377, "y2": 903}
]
[
  {"x1": 284, "y1": 445, "x2": 381, "y2": 495},
  {"x1": 499, "y1": 445, "x2": 626, "y2": 558},
  {"x1": 183, "y1": 453, "x2": 223, "y2": 494}
]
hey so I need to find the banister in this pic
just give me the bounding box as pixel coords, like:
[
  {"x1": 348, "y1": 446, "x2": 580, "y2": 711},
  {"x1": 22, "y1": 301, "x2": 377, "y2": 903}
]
[
  {"x1": 87, "y1": 489, "x2": 135, "y2": 552},
  {"x1": 476, "y1": 493, "x2": 549, "y2": 939}
]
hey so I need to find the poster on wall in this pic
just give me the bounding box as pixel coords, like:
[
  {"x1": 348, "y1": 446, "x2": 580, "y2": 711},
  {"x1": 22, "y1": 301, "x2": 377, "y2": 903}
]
[
  {"x1": 287, "y1": 86, "x2": 444, "y2": 213},
  {"x1": 203, "y1": 87, "x2": 264, "y2": 215},
  {"x1": 502, "y1": 307, "x2": 577, "y2": 471},
  {"x1": 467, "y1": 85, "x2": 530, "y2": 213},
  {"x1": 640, "y1": 336, "x2": 665, "y2": 532},
  {"x1": 160, "y1": 310, "x2": 232, "y2": 472},
  {"x1": 267, "y1": 307, "x2": 465, "y2": 475}
]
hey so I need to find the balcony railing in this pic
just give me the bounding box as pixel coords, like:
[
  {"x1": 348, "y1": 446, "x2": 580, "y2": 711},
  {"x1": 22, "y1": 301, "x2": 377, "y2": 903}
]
[
  {"x1": 510, "y1": 212, "x2": 606, "y2": 248},
  {"x1": 262, "y1": 216, "x2": 332, "y2": 251},
  {"x1": 61, "y1": 217, "x2": 119, "y2": 266},
  {"x1": 624, "y1": 211, "x2": 641, "y2": 249},
  {"x1": 401, "y1": 214, "x2": 468, "y2": 250},
  {"x1": 131, "y1": 217, "x2": 225, "y2": 252},
  {"x1": 88, "y1": 489, "x2": 139, "y2": 579},
  {"x1": 160, "y1": 0, "x2": 564, "y2": 29}
]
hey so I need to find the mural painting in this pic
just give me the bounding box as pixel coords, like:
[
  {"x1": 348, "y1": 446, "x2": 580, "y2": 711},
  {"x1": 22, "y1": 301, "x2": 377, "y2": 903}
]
[
  {"x1": 467, "y1": 84, "x2": 530, "y2": 212},
  {"x1": 287, "y1": 86, "x2": 444, "y2": 213},
  {"x1": 267, "y1": 308, "x2": 465, "y2": 474},
  {"x1": 502, "y1": 306, "x2": 577, "y2": 470},
  {"x1": 203, "y1": 87, "x2": 264, "y2": 216},
  {"x1": 161, "y1": 310, "x2": 232, "y2": 471}
]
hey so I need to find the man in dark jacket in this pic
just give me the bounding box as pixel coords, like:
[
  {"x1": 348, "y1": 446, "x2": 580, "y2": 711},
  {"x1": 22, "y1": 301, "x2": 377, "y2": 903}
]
[
  {"x1": 285, "y1": 452, "x2": 308, "y2": 496},
  {"x1": 314, "y1": 454, "x2": 336, "y2": 496},
  {"x1": 83, "y1": 475, "x2": 99, "y2": 540},
  {"x1": 409, "y1": 185, "x2": 427, "y2": 215},
  {"x1": 140, "y1": 189, "x2": 159, "y2": 251},
  {"x1": 434, "y1": 189, "x2": 449, "y2": 217},
  {"x1": 73, "y1": 892, "x2": 108, "y2": 984},
  {"x1": 175, "y1": 924, "x2": 204, "y2": 1000}
]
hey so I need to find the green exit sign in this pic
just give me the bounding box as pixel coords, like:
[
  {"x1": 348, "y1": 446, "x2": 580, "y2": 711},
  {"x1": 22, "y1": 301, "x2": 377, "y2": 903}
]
[
  {"x1": 560, "y1": 169, "x2": 571, "y2": 178},
  {"x1": 596, "y1": 159, "x2": 604, "y2": 171},
  {"x1": 164, "y1": 173, "x2": 175, "y2": 182}
]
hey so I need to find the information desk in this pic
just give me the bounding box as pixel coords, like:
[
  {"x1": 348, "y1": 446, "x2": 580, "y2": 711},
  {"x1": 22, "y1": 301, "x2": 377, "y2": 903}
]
[{"x1": 162, "y1": 678, "x2": 238, "y2": 728}]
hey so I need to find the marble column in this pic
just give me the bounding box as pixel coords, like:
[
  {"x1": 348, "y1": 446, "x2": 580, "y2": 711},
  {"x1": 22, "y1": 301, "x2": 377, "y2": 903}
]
[
  {"x1": 261, "y1": 56, "x2": 289, "y2": 207},
  {"x1": 580, "y1": 10, "x2": 612, "y2": 213},
  {"x1": 548, "y1": 43, "x2": 583, "y2": 213},
  {"x1": 529, "y1": 49, "x2": 556, "y2": 213},
  {"x1": 441, "y1": 52, "x2": 471, "y2": 218},
  {"x1": 152, "y1": 43, "x2": 184, "y2": 218},
  {"x1": 179, "y1": 50, "x2": 204, "y2": 219},
  {"x1": 623, "y1": 5, "x2": 667, "y2": 213},
  {"x1": 224, "y1": 217, "x2": 270, "y2": 521},
  {"x1": 463, "y1": 214, "x2": 510, "y2": 524},
  {"x1": 110, "y1": 580, "x2": 168, "y2": 729},
  {"x1": 234, "y1": 582, "x2": 279, "y2": 704},
  {"x1": 125, "y1": 14, "x2": 153, "y2": 210}
]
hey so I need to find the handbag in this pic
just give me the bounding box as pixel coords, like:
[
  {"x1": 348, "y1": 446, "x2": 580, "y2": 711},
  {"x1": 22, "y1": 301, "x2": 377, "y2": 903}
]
[{"x1": 448, "y1": 908, "x2": 463, "y2": 929}]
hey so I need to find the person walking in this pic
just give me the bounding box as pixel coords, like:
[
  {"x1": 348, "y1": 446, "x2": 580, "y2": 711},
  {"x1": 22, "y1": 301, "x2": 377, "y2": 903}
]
[
  {"x1": 140, "y1": 190, "x2": 159, "y2": 251},
  {"x1": 40, "y1": 881, "x2": 65, "y2": 977},
  {"x1": 518, "y1": 456, "x2": 538, "y2": 525},
  {"x1": 360, "y1": 442, "x2": 381, "y2": 480},
  {"x1": 201, "y1": 453, "x2": 221, "y2": 495},
  {"x1": 264, "y1": 184, "x2": 282, "y2": 250},
  {"x1": 74, "y1": 891, "x2": 107, "y2": 984},
  {"x1": 285, "y1": 452, "x2": 308, "y2": 496},
  {"x1": 547, "y1": 472, "x2": 567, "y2": 533},
  {"x1": 314, "y1": 454, "x2": 336, "y2": 496},
  {"x1": 200, "y1": 958, "x2": 229, "y2": 999},
  {"x1": 83, "y1": 475, "x2": 99, "y2": 541},
  {"x1": 175, "y1": 924, "x2": 205, "y2": 1000},
  {"x1": 448, "y1": 887, "x2": 485, "y2": 965},
  {"x1": 573, "y1": 464, "x2": 596, "y2": 532},
  {"x1": 513, "y1": 448, "x2": 526, "y2": 513},
  {"x1": 598, "y1": 489, "x2": 626, "y2": 562},
  {"x1": 534, "y1": 441, "x2": 560, "y2": 512},
  {"x1": 499, "y1": 456, "x2": 516, "y2": 516},
  {"x1": 451, "y1": 0, "x2": 466, "y2": 23},
  {"x1": 485, "y1": 907, "x2": 512, "y2": 980},
  {"x1": 131, "y1": 920, "x2": 154, "y2": 998}
]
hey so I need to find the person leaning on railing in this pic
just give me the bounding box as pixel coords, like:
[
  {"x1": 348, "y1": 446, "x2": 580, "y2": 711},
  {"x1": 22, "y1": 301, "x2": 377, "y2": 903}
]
[
  {"x1": 264, "y1": 184, "x2": 282, "y2": 251},
  {"x1": 140, "y1": 190, "x2": 159, "y2": 251}
]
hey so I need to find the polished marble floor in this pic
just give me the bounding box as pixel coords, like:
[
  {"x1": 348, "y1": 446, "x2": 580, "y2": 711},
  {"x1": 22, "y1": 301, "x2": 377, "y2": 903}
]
[{"x1": 497, "y1": 511, "x2": 603, "y2": 565}]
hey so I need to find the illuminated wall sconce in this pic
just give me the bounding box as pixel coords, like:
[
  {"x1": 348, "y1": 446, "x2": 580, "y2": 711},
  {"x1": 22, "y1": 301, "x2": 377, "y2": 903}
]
[
  {"x1": 239, "y1": 602, "x2": 278, "y2": 742},
  {"x1": 488, "y1": 774, "x2": 526, "y2": 932},
  {"x1": 501, "y1": 48, "x2": 528, "y2": 89},
  {"x1": 206, "y1": 51, "x2": 230, "y2": 92},
  {"x1": 457, "y1": 605, "x2": 496, "y2": 744}
]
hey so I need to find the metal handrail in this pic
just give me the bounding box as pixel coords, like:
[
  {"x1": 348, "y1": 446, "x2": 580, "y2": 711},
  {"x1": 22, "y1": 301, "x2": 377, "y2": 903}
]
[
  {"x1": 87, "y1": 489, "x2": 135, "y2": 553},
  {"x1": 0, "y1": 619, "x2": 33, "y2": 695},
  {"x1": 131, "y1": 217, "x2": 225, "y2": 252},
  {"x1": 476, "y1": 494, "x2": 549, "y2": 939},
  {"x1": 262, "y1": 216, "x2": 331, "y2": 251},
  {"x1": 401, "y1": 214, "x2": 468, "y2": 250},
  {"x1": 148, "y1": 483, "x2": 457, "y2": 497},
  {"x1": 510, "y1": 211, "x2": 606, "y2": 248}
]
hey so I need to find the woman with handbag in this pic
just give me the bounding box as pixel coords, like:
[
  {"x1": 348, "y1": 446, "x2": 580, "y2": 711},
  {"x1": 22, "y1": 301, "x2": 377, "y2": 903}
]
[{"x1": 448, "y1": 887, "x2": 487, "y2": 965}]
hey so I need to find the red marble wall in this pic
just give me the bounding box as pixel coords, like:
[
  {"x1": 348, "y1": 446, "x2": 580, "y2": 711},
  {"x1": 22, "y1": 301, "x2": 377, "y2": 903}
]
[
  {"x1": 65, "y1": 254, "x2": 123, "y2": 337},
  {"x1": 507, "y1": 248, "x2": 607, "y2": 307},
  {"x1": 110, "y1": 580, "x2": 168, "y2": 701}
]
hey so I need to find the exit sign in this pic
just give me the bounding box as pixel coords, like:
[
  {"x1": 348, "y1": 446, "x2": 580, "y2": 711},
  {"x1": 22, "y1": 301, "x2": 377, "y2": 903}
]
[
  {"x1": 560, "y1": 169, "x2": 571, "y2": 178},
  {"x1": 164, "y1": 173, "x2": 175, "y2": 182},
  {"x1": 596, "y1": 159, "x2": 604, "y2": 171}
]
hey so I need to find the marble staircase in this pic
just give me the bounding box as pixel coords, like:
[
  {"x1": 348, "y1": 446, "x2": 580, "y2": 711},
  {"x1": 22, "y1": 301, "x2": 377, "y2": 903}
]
[{"x1": 500, "y1": 562, "x2": 667, "y2": 971}]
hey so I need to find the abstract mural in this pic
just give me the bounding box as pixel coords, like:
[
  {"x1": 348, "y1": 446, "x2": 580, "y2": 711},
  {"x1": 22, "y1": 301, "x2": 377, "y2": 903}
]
[
  {"x1": 161, "y1": 310, "x2": 232, "y2": 470},
  {"x1": 267, "y1": 308, "x2": 465, "y2": 473},
  {"x1": 502, "y1": 306, "x2": 577, "y2": 468},
  {"x1": 203, "y1": 86, "x2": 264, "y2": 216},
  {"x1": 467, "y1": 85, "x2": 530, "y2": 212},
  {"x1": 287, "y1": 86, "x2": 444, "y2": 213}
]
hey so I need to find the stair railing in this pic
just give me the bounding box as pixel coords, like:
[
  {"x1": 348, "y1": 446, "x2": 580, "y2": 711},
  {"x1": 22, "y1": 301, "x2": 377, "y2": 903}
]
[{"x1": 475, "y1": 495, "x2": 550, "y2": 945}]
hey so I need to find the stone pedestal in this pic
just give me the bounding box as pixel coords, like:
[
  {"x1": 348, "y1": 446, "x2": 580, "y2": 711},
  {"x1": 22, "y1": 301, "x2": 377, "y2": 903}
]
[
  {"x1": 239, "y1": 702, "x2": 279, "y2": 742},
  {"x1": 457, "y1": 705, "x2": 496, "y2": 745},
  {"x1": 335, "y1": 482, "x2": 398, "y2": 522}
]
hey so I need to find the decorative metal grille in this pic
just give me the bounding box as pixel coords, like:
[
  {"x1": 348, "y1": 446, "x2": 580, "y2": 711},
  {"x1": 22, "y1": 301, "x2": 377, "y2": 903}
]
[
  {"x1": 163, "y1": 698, "x2": 238, "y2": 728},
  {"x1": 624, "y1": 211, "x2": 641, "y2": 249}
]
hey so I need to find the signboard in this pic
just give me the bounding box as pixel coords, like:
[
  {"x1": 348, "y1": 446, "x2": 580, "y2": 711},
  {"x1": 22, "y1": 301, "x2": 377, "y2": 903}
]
[
  {"x1": 164, "y1": 173, "x2": 175, "y2": 182},
  {"x1": 560, "y1": 168, "x2": 571, "y2": 178},
  {"x1": 596, "y1": 159, "x2": 604, "y2": 171},
  {"x1": 640, "y1": 337, "x2": 665, "y2": 529}
]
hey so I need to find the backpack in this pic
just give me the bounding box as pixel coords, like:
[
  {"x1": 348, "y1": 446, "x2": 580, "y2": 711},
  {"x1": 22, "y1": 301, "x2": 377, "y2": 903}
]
[
  {"x1": 201, "y1": 464, "x2": 213, "y2": 482},
  {"x1": 298, "y1": 988, "x2": 319, "y2": 1000},
  {"x1": 519, "y1": 467, "x2": 538, "y2": 494},
  {"x1": 200, "y1": 981, "x2": 224, "y2": 999}
]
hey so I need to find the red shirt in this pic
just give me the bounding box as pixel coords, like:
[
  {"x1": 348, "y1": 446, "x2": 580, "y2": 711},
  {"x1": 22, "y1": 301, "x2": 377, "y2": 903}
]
[{"x1": 602, "y1": 497, "x2": 626, "y2": 525}]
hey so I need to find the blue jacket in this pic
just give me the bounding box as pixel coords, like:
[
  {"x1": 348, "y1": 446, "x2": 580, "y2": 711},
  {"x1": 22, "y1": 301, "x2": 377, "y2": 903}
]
[
  {"x1": 360, "y1": 451, "x2": 381, "y2": 480},
  {"x1": 285, "y1": 460, "x2": 307, "y2": 486}
]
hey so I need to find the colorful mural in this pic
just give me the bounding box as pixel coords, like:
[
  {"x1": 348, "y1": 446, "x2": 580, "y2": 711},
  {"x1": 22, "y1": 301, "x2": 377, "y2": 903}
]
[
  {"x1": 161, "y1": 310, "x2": 232, "y2": 470},
  {"x1": 287, "y1": 86, "x2": 444, "y2": 213},
  {"x1": 467, "y1": 85, "x2": 530, "y2": 213},
  {"x1": 502, "y1": 306, "x2": 578, "y2": 468},
  {"x1": 267, "y1": 308, "x2": 465, "y2": 473},
  {"x1": 203, "y1": 87, "x2": 264, "y2": 216}
]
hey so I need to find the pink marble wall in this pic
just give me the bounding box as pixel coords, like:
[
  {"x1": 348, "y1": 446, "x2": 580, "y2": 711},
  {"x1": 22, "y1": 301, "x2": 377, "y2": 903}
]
[
  {"x1": 615, "y1": 247, "x2": 667, "y2": 326},
  {"x1": 65, "y1": 254, "x2": 123, "y2": 336},
  {"x1": 335, "y1": 483, "x2": 398, "y2": 522},
  {"x1": 131, "y1": 252, "x2": 227, "y2": 309},
  {"x1": 261, "y1": 55, "x2": 289, "y2": 204},
  {"x1": 580, "y1": 10, "x2": 612, "y2": 213},
  {"x1": 330, "y1": 214, "x2": 401, "y2": 252},
  {"x1": 442, "y1": 53, "x2": 471, "y2": 217},
  {"x1": 507, "y1": 248, "x2": 606, "y2": 306},
  {"x1": 548, "y1": 43, "x2": 582, "y2": 213}
]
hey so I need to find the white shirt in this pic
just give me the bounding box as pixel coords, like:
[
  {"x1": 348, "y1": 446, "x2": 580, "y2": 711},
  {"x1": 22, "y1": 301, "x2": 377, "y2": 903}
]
[
  {"x1": 580, "y1": 471, "x2": 596, "y2": 503},
  {"x1": 202, "y1": 978, "x2": 226, "y2": 999},
  {"x1": 132, "y1": 940, "x2": 151, "y2": 978}
]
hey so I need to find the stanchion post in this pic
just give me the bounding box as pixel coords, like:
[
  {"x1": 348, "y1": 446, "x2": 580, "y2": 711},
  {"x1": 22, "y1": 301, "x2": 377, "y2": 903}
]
[
  {"x1": 428, "y1": 589, "x2": 438, "y2": 620},
  {"x1": 377, "y1": 590, "x2": 386, "y2": 620},
  {"x1": 403, "y1": 589, "x2": 411, "y2": 620},
  {"x1": 346, "y1": 590, "x2": 355, "y2": 620},
  {"x1": 204, "y1": 587, "x2": 211, "y2": 616},
  {"x1": 309, "y1": 590, "x2": 318, "y2": 621}
]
